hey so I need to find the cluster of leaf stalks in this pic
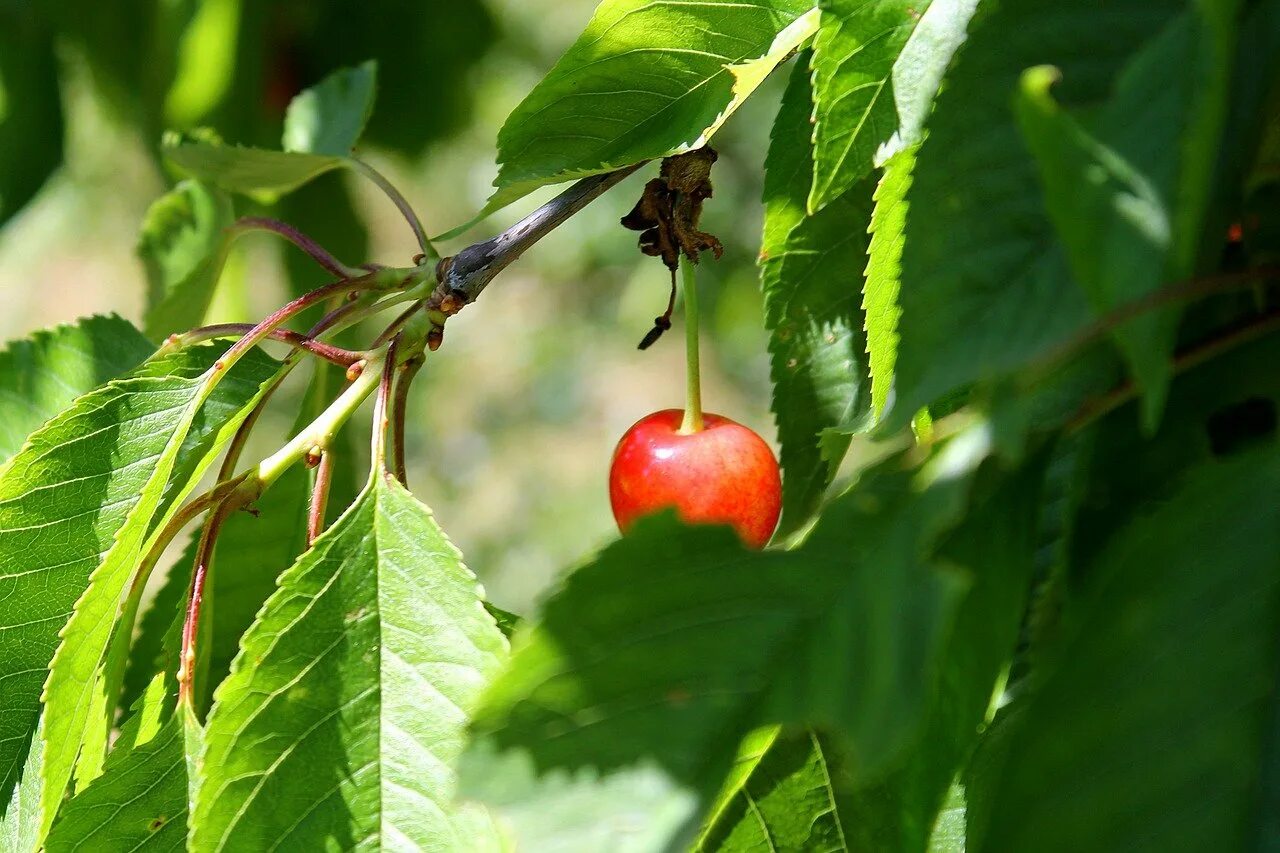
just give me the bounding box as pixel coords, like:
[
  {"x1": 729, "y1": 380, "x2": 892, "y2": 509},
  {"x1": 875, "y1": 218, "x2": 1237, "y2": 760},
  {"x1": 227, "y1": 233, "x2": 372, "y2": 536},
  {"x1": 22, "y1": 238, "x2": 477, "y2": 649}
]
[{"x1": 125, "y1": 152, "x2": 636, "y2": 717}]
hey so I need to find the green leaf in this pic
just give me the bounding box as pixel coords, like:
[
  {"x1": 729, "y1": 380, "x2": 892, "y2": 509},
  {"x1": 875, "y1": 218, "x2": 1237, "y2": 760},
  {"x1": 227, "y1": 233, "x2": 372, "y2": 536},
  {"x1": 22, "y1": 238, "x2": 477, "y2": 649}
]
[
  {"x1": 461, "y1": 438, "x2": 1000, "y2": 850},
  {"x1": 0, "y1": 342, "x2": 280, "y2": 839},
  {"x1": 808, "y1": 0, "x2": 926, "y2": 211},
  {"x1": 808, "y1": 0, "x2": 981, "y2": 211},
  {"x1": 161, "y1": 59, "x2": 381, "y2": 201},
  {"x1": 484, "y1": 602, "x2": 521, "y2": 640},
  {"x1": 884, "y1": 0, "x2": 1190, "y2": 432},
  {"x1": 139, "y1": 180, "x2": 236, "y2": 339},
  {"x1": 193, "y1": 475, "x2": 508, "y2": 850},
  {"x1": 927, "y1": 783, "x2": 966, "y2": 852},
  {"x1": 118, "y1": 565, "x2": 189, "y2": 727},
  {"x1": 202, "y1": 467, "x2": 310, "y2": 711},
  {"x1": 118, "y1": 466, "x2": 309, "y2": 726},
  {"x1": 0, "y1": 715, "x2": 42, "y2": 853},
  {"x1": 0, "y1": 315, "x2": 154, "y2": 464},
  {"x1": 46, "y1": 683, "x2": 187, "y2": 853},
  {"x1": 0, "y1": 6, "x2": 62, "y2": 228},
  {"x1": 863, "y1": 145, "x2": 914, "y2": 421},
  {"x1": 163, "y1": 133, "x2": 346, "y2": 201},
  {"x1": 833, "y1": 451, "x2": 1047, "y2": 852},
  {"x1": 696, "y1": 729, "x2": 852, "y2": 852},
  {"x1": 762, "y1": 57, "x2": 875, "y2": 538},
  {"x1": 482, "y1": 0, "x2": 817, "y2": 220},
  {"x1": 977, "y1": 448, "x2": 1280, "y2": 852},
  {"x1": 282, "y1": 60, "x2": 378, "y2": 156},
  {"x1": 1014, "y1": 3, "x2": 1239, "y2": 428},
  {"x1": 884, "y1": 0, "x2": 980, "y2": 159}
]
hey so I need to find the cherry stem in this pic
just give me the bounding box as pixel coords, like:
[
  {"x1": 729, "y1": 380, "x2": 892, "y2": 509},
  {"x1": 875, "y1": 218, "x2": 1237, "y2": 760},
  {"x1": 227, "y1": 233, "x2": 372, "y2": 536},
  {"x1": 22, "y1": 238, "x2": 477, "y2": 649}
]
[
  {"x1": 230, "y1": 217, "x2": 361, "y2": 279},
  {"x1": 307, "y1": 450, "x2": 334, "y2": 545},
  {"x1": 679, "y1": 260, "x2": 704, "y2": 434},
  {"x1": 348, "y1": 158, "x2": 436, "y2": 261},
  {"x1": 175, "y1": 324, "x2": 364, "y2": 367}
]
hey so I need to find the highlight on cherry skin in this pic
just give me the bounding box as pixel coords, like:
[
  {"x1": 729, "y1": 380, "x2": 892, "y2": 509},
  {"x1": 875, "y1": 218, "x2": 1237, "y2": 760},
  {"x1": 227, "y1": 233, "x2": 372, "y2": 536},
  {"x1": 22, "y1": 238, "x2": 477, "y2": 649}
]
[{"x1": 608, "y1": 408, "x2": 783, "y2": 549}]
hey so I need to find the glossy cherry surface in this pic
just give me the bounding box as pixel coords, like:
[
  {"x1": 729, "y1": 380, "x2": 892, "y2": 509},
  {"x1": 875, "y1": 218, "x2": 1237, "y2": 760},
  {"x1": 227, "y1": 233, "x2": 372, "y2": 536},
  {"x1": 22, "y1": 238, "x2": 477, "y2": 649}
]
[{"x1": 609, "y1": 409, "x2": 781, "y2": 549}]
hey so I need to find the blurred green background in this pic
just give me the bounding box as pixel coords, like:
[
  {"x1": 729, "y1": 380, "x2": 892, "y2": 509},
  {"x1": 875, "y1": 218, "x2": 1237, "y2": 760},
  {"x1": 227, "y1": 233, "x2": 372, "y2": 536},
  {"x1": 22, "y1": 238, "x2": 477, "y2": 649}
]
[{"x1": 0, "y1": 0, "x2": 785, "y2": 612}]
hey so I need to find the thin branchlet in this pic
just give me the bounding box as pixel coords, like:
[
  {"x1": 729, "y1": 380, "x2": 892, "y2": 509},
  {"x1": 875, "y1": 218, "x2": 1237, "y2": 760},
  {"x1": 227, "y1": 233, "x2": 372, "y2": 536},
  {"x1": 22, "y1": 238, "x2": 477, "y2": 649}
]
[{"x1": 433, "y1": 165, "x2": 644, "y2": 315}]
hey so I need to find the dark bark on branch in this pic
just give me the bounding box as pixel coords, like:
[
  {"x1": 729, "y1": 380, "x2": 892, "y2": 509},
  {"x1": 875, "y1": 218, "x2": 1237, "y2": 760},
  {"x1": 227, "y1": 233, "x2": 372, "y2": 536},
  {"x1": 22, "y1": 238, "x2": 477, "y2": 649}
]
[{"x1": 435, "y1": 165, "x2": 644, "y2": 310}]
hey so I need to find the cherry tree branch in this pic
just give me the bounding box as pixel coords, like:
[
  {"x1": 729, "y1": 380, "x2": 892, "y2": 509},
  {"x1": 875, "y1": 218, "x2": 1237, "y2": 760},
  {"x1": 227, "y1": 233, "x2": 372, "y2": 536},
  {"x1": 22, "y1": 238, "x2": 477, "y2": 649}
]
[{"x1": 433, "y1": 165, "x2": 644, "y2": 313}]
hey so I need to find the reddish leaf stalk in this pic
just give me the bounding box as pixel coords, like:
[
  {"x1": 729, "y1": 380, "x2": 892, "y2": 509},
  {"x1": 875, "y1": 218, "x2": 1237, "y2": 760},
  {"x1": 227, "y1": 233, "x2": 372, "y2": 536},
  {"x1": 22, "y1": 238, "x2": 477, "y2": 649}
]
[
  {"x1": 390, "y1": 355, "x2": 425, "y2": 485},
  {"x1": 216, "y1": 355, "x2": 304, "y2": 484},
  {"x1": 175, "y1": 324, "x2": 364, "y2": 367},
  {"x1": 1067, "y1": 307, "x2": 1280, "y2": 432},
  {"x1": 307, "y1": 450, "x2": 335, "y2": 545},
  {"x1": 210, "y1": 271, "x2": 396, "y2": 369},
  {"x1": 230, "y1": 217, "x2": 357, "y2": 279},
  {"x1": 370, "y1": 334, "x2": 402, "y2": 471},
  {"x1": 1022, "y1": 265, "x2": 1280, "y2": 386},
  {"x1": 177, "y1": 496, "x2": 241, "y2": 708}
]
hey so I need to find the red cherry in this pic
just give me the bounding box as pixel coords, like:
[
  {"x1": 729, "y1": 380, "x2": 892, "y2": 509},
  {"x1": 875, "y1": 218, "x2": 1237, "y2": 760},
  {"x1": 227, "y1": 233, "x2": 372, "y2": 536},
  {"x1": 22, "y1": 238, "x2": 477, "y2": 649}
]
[{"x1": 609, "y1": 409, "x2": 782, "y2": 549}]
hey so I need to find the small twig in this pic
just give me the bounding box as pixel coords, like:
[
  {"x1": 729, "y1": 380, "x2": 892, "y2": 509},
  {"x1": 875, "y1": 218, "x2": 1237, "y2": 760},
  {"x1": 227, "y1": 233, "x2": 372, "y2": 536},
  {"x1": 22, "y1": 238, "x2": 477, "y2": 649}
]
[
  {"x1": 390, "y1": 354, "x2": 424, "y2": 485},
  {"x1": 1020, "y1": 265, "x2": 1280, "y2": 387},
  {"x1": 434, "y1": 164, "x2": 644, "y2": 315},
  {"x1": 348, "y1": 158, "x2": 436, "y2": 261},
  {"x1": 230, "y1": 217, "x2": 362, "y2": 279},
  {"x1": 173, "y1": 324, "x2": 364, "y2": 367},
  {"x1": 1066, "y1": 307, "x2": 1280, "y2": 432},
  {"x1": 253, "y1": 347, "x2": 389, "y2": 488},
  {"x1": 307, "y1": 450, "x2": 335, "y2": 545}
]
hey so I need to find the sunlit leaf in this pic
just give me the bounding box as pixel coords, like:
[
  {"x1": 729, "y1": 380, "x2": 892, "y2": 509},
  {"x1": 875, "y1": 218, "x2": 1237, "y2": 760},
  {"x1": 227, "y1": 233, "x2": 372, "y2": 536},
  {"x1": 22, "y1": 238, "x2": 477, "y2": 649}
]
[
  {"x1": 862, "y1": 145, "x2": 913, "y2": 421},
  {"x1": 0, "y1": 343, "x2": 279, "y2": 840},
  {"x1": 0, "y1": 315, "x2": 153, "y2": 464},
  {"x1": 282, "y1": 60, "x2": 378, "y2": 157},
  {"x1": 808, "y1": 0, "x2": 979, "y2": 211},
  {"x1": 46, "y1": 675, "x2": 186, "y2": 853},
  {"x1": 477, "y1": 0, "x2": 817, "y2": 223},
  {"x1": 193, "y1": 475, "x2": 508, "y2": 850},
  {"x1": 696, "y1": 728, "x2": 852, "y2": 851},
  {"x1": 761, "y1": 56, "x2": 874, "y2": 537}
]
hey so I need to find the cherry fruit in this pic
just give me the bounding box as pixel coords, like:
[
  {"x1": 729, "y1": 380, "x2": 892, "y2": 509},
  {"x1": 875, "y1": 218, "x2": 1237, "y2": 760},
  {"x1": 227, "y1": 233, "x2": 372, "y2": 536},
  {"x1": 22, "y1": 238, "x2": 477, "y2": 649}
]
[{"x1": 609, "y1": 409, "x2": 781, "y2": 549}]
